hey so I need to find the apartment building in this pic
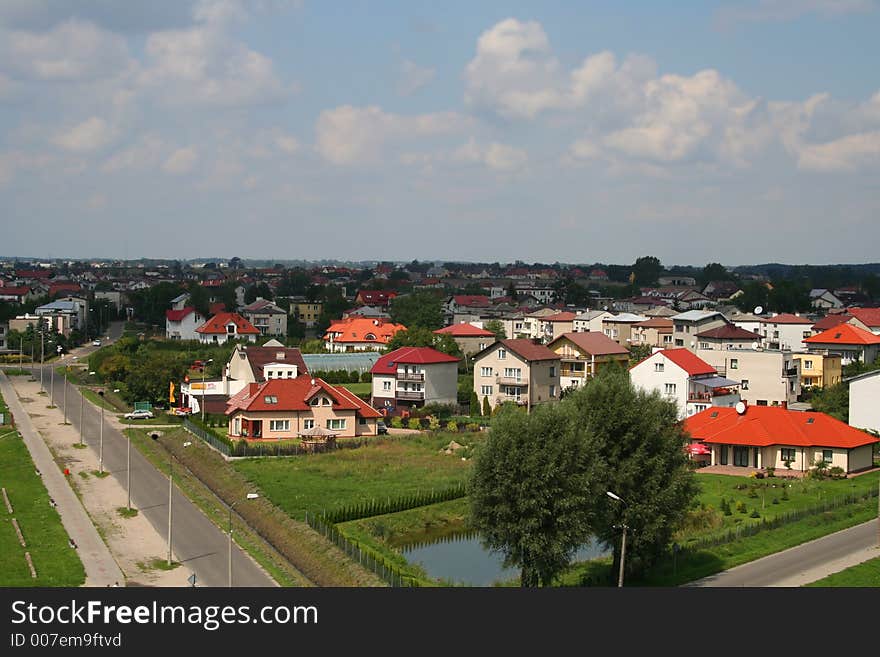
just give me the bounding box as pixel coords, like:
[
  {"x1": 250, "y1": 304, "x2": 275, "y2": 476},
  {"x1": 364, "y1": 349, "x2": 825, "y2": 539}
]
[
  {"x1": 472, "y1": 339, "x2": 561, "y2": 412},
  {"x1": 546, "y1": 332, "x2": 629, "y2": 391},
  {"x1": 694, "y1": 347, "x2": 800, "y2": 408}
]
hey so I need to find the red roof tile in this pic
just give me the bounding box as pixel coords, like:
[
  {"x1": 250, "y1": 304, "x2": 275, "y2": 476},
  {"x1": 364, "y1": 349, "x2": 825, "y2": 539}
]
[
  {"x1": 371, "y1": 347, "x2": 459, "y2": 373},
  {"x1": 453, "y1": 295, "x2": 491, "y2": 307},
  {"x1": 226, "y1": 377, "x2": 380, "y2": 417},
  {"x1": 657, "y1": 349, "x2": 716, "y2": 376},
  {"x1": 433, "y1": 324, "x2": 495, "y2": 337},
  {"x1": 811, "y1": 314, "x2": 851, "y2": 331},
  {"x1": 196, "y1": 312, "x2": 260, "y2": 334},
  {"x1": 760, "y1": 313, "x2": 812, "y2": 324},
  {"x1": 847, "y1": 307, "x2": 880, "y2": 328},
  {"x1": 548, "y1": 332, "x2": 629, "y2": 356},
  {"x1": 542, "y1": 312, "x2": 577, "y2": 322},
  {"x1": 166, "y1": 307, "x2": 196, "y2": 322},
  {"x1": 0, "y1": 286, "x2": 32, "y2": 297},
  {"x1": 324, "y1": 317, "x2": 406, "y2": 345},
  {"x1": 491, "y1": 338, "x2": 561, "y2": 362},
  {"x1": 695, "y1": 325, "x2": 762, "y2": 340},
  {"x1": 804, "y1": 323, "x2": 880, "y2": 346},
  {"x1": 238, "y1": 346, "x2": 309, "y2": 380},
  {"x1": 685, "y1": 406, "x2": 879, "y2": 449}
]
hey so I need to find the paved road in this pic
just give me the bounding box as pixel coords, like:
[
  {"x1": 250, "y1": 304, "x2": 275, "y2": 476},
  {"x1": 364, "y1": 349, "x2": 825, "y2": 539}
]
[
  {"x1": 688, "y1": 519, "x2": 880, "y2": 587},
  {"x1": 0, "y1": 371, "x2": 124, "y2": 587},
  {"x1": 28, "y1": 334, "x2": 277, "y2": 588}
]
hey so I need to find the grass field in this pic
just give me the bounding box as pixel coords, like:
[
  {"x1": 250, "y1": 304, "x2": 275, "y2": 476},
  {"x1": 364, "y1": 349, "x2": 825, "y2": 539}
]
[
  {"x1": 80, "y1": 388, "x2": 124, "y2": 412},
  {"x1": 233, "y1": 432, "x2": 481, "y2": 521},
  {"x1": 338, "y1": 382, "x2": 372, "y2": 396},
  {"x1": 805, "y1": 555, "x2": 880, "y2": 587},
  {"x1": 0, "y1": 431, "x2": 86, "y2": 586}
]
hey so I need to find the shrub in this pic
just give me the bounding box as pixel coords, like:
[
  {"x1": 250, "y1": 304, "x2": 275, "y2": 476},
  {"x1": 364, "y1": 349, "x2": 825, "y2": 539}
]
[
  {"x1": 447, "y1": 420, "x2": 458, "y2": 433},
  {"x1": 749, "y1": 509, "x2": 761, "y2": 518},
  {"x1": 349, "y1": 370, "x2": 360, "y2": 383},
  {"x1": 391, "y1": 416, "x2": 404, "y2": 429},
  {"x1": 359, "y1": 370, "x2": 371, "y2": 383},
  {"x1": 482, "y1": 395, "x2": 491, "y2": 417},
  {"x1": 828, "y1": 466, "x2": 845, "y2": 480},
  {"x1": 755, "y1": 472, "x2": 764, "y2": 479},
  {"x1": 736, "y1": 501, "x2": 747, "y2": 514},
  {"x1": 466, "y1": 422, "x2": 480, "y2": 432},
  {"x1": 772, "y1": 497, "x2": 779, "y2": 505},
  {"x1": 720, "y1": 497, "x2": 732, "y2": 516},
  {"x1": 781, "y1": 486, "x2": 789, "y2": 501},
  {"x1": 428, "y1": 415, "x2": 440, "y2": 431},
  {"x1": 407, "y1": 417, "x2": 421, "y2": 431},
  {"x1": 747, "y1": 488, "x2": 759, "y2": 498},
  {"x1": 765, "y1": 466, "x2": 775, "y2": 478}
]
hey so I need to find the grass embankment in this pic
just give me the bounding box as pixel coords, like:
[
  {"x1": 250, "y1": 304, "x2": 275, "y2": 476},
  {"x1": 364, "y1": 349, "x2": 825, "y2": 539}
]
[
  {"x1": 806, "y1": 555, "x2": 880, "y2": 587},
  {"x1": 1, "y1": 369, "x2": 31, "y2": 376},
  {"x1": 233, "y1": 431, "x2": 480, "y2": 521},
  {"x1": 338, "y1": 383, "x2": 372, "y2": 396},
  {"x1": 127, "y1": 427, "x2": 383, "y2": 587},
  {"x1": 80, "y1": 388, "x2": 124, "y2": 412},
  {"x1": 0, "y1": 431, "x2": 86, "y2": 586}
]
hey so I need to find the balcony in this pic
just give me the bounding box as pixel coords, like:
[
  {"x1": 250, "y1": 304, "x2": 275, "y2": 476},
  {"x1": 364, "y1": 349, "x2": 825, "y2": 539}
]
[
  {"x1": 396, "y1": 390, "x2": 425, "y2": 400},
  {"x1": 782, "y1": 367, "x2": 798, "y2": 377},
  {"x1": 396, "y1": 372, "x2": 425, "y2": 382},
  {"x1": 496, "y1": 376, "x2": 528, "y2": 387},
  {"x1": 560, "y1": 368, "x2": 587, "y2": 379},
  {"x1": 687, "y1": 388, "x2": 736, "y2": 403}
]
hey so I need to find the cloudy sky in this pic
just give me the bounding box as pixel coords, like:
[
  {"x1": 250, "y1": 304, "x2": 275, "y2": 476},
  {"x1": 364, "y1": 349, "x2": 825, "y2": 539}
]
[{"x1": 2, "y1": 0, "x2": 879, "y2": 265}]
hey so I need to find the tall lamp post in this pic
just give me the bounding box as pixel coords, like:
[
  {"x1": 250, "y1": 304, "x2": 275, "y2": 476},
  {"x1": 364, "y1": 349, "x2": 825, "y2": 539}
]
[
  {"x1": 606, "y1": 490, "x2": 629, "y2": 588},
  {"x1": 228, "y1": 493, "x2": 259, "y2": 587},
  {"x1": 200, "y1": 359, "x2": 213, "y2": 423},
  {"x1": 98, "y1": 390, "x2": 105, "y2": 474},
  {"x1": 151, "y1": 433, "x2": 185, "y2": 567},
  {"x1": 126, "y1": 415, "x2": 133, "y2": 511}
]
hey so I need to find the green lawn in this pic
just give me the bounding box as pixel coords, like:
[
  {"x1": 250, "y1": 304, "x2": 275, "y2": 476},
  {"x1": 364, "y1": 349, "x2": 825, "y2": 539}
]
[
  {"x1": 233, "y1": 432, "x2": 481, "y2": 521},
  {"x1": 806, "y1": 555, "x2": 880, "y2": 587},
  {"x1": 0, "y1": 431, "x2": 86, "y2": 586},
  {"x1": 338, "y1": 382, "x2": 372, "y2": 396},
  {"x1": 80, "y1": 388, "x2": 124, "y2": 412}
]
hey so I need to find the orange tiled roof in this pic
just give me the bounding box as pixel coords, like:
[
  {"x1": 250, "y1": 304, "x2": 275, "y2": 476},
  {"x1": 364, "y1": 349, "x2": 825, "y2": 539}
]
[
  {"x1": 804, "y1": 323, "x2": 880, "y2": 346},
  {"x1": 196, "y1": 312, "x2": 260, "y2": 335},
  {"x1": 323, "y1": 317, "x2": 406, "y2": 344}
]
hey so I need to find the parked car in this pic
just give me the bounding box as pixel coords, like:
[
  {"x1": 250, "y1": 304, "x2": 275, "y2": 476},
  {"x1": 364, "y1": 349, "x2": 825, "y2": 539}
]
[
  {"x1": 92, "y1": 339, "x2": 101, "y2": 346},
  {"x1": 172, "y1": 408, "x2": 192, "y2": 416},
  {"x1": 377, "y1": 420, "x2": 388, "y2": 435},
  {"x1": 124, "y1": 410, "x2": 154, "y2": 420}
]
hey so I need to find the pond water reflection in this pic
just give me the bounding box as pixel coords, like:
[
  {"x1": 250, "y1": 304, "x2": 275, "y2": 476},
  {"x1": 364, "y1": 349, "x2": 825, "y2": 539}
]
[{"x1": 400, "y1": 531, "x2": 611, "y2": 586}]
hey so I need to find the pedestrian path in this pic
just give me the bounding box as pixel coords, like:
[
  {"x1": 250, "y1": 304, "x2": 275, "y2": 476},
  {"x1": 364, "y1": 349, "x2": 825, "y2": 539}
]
[{"x1": 0, "y1": 371, "x2": 124, "y2": 587}]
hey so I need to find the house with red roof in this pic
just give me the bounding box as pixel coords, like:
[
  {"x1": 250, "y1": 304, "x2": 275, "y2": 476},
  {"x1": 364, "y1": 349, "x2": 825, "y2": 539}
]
[
  {"x1": 433, "y1": 323, "x2": 496, "y2": 357},
  {"x1": 165, "y1": 307, "x2": 207, "y2": 341},
  {"x1": 694, "y1": 324, "x2": 763, "y2": 351},
  {"x1": 804, "y1": 323, "x2": 880, "y2": 365},
  {"x1": 370, "y1": 347, "x2": 460, "y2": 410},
  {"x1": 758, "y1": 313, "x2": 813, "y2": 351},
  {"x1": 195, "y1": 312, "x2": 260, "y2": 345},
  {"x1": 629, "y1": 348, "x2": 742, "y2": 420},
  {"x1": 355, "y1": 290, "x2": 397, "y2": 307},
  {"x1": 225, "y1": 377, "x2": 382, "y2": 440},
  {"x1": 472, "y1": 338, "x2": 561, "y2": 412},
  {"x1": 685, "y1": 405, "x2": 878, "y2": 473},
  {"x1": 0, "y1": 286, "x2": 37, "y2": 303},
  {"x1": 846, "y1": 307, "x2": 880, "y2": 335},
  {"x1": 539, "y1": 311, "x2": 577, "y2": 342},
  {"x1": 630, "y1": 317, "x2": 674, "y2": 348},
  {"x1": 324, "y1": 317, "x2": 406, "y2": 352},
  {"x1": 546, "y1": 332, "x2": 630, "y2": 391}
]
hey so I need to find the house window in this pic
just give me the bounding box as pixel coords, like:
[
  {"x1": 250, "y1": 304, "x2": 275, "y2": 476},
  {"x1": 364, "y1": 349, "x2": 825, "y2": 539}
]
[
  {"x1": 322, "y1": 397, "x2": 331, "y2": 406},
  {"x1": 382, "y1": 380, "x2": 392, "y2": 391},
  {"x1": 664, "y1": 383, "x2": 676, "y2": 395},
  {"x1": 359, "y1": 416, "x2": 367, "y2": 425},
  {"x1": 549, "y1": 385, "x2": 556, "y2": 397},
  {"x1": 479, "y1": 343, "x2": 487, "y2": 350},
  {"x1": 804, "y1": 360, "x2": 813, "y2": 370},
  {"x1": 741, "y1": 379, "x2": 749, "y2": 390},
  {"x1": 663, "y1": 335, "x2": 672, "y2": 344},
  {"x1": 481, "y1": 385, "x2": 493, "y2": 396},
  {"x1": 675, "y1": 339, "x2": 684, "y2": 347},
  {"x1": 264, "y1": 395, "x2": 278, "y2": 404},
  {"x1": 655, "y1": 363, "x2": 664, "y2": 372},
  {"x1": 504, "y1": 367, "x2": 522, "y2": 380},
  {"x1": 781, "y1": 448, "x2": 796, "y2": 462},
  {"x1": 303, "y1": 419, "x2": 315, "y2": 430},
  {"x1": 269, "y1": 419, "x2": 289, "y2": 432},
  {"x1": 699, "y1": 342, "x2": 710, "y2": 349},
  {"x1": 326, "y1": 418, "x2": 346, "y2": 430},
  {"x1": 757, "y1": 399, "x2": 768, "y2": 406},
  {"x1": 549, "y1": 366, "x2": 556, "y2": 377},
  {"x1": 481, "y1": 367, "x2": 493, "y2": 377},
  {"x1": 730, "y1": 359, "x2": 738, "y2": 370},
  {"x1": 822, "y1": 449, "x2": 833, "y2": 463},
  {"x1": 802, "y1": 331, "x2": 812, "y2": 339}
]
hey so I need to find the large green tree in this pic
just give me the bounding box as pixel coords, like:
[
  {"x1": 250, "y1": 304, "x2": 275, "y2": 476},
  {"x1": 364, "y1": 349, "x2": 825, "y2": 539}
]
[
  {"x1": 484, "y1": 319, "x2": 506, "y2": 341},
  {"x1": 469, "y1": 402, "x2": 601, "y2": 586},
  {"x1": 384, "y1": 326, "x2": 461, "y2": 357},
  {"x1": 631, "y1": 256, "x2": 663, "y2": 287},
  {"x1": 388, "y1": 291, "x2": 444, "y2": 329}
]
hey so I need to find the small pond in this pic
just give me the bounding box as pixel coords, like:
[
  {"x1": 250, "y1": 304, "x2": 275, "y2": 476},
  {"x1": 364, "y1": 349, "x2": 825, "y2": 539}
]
[{"x1": 400, "y1": 531, "x2": 611, "y2": 586}]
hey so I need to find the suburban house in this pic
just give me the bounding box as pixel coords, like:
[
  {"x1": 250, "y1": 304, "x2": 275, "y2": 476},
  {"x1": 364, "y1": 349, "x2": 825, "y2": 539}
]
[
  {"x1": 729, "y1": 312, "x2": 764, "y2": 337},
  {"x1": 803, "y1": 323, "x2": 880, "y2": 366},
  {"x1": 671, "y1": 310, "x2": 730, "y2": 349},
  {"x1": 547, "y1": 332, "x2": 630, "y2": 391},
  {"x1": 693, "y1": 324, "x2": 763, "y2": 351},
  {"x1": 0, "y1": 322, "x2": 7, "y2": 352},
  {"x1": 165, "y1": 307, "x2": 206, "y2": 340},
  {"x1": 810, "y1": 289, "x2": 844, "y2": 310},
  {"x1": 0, "y1": 286, "x2": 36, "y2": 303},
  {"x1": 433, "y1": 323, "x2": 495, "y2": 357},
  {"x1": 630, "y1": 348, "x2": 741, "y2": 419},
  {"x1": 703, "y1": 281, "x2": 742, "y2": 302},
  {"x1": 684, "y1": 405, "x2": 878, "y2": 473},
  {"x1": 225, "y1": 343, "x2": 309, "y2": 386},
  {"x1": 601, "y1": 313, "x2": 648, "y2": 345},
  {"x1": 240, "y1": 297, "x2": 287, "y2": 337},
  {"x1": 694, "y1": 347, "x2": 801, "y2": 408},
  {"x1": 195, "y1": 312, "x2": 260, "y2": 345},
  {"x1": 323, "y1": 317, "x2": 407, "y2": 352},
  {"x1": 758, "y1": 313, "x2": 813, "y2": 351},
  {"x1": 847, "y1": 308, "x2": 880, "y2": 335},
  {"x1": 290, "y1": 300, "x2": 323, "y2": 328},
  {"x1": 443, "y1": 295, "x2": 492, "y2": 322},
  {"x1": 573, "y1": 310, "x2": 614, "y2": 333},
  {"x1": 848, "y1": 370, "x2": 880, "y2": 435},
  {"x1": 539, "y1": 312, "x2": 577, "y2": 342},
  {"x1": 33, "y1": 299, "x2": 86, "y2": 336},
  {"x1": 472, "y1": 338, "x2": 561, "y2": 412},
  {"x1": 791, "y1": 353, "x2": 841, "y2": 389},
  {"x1": 355, "y1": 290, "x2": 398, "y2": 308},
  {"x1": 810, "y1": 313, "x2": 855, "y2": 336},
  {"x1": 343, "y1": 305, "x2": 389, "y2": 320},
  {"x1": 370, "y1": 347, "x2": 459, "y2": 410},
  {"x1": 225, "y1": 377, "x2": 382, "y2": 440},
  {"x1": 630, "y1": 317, "x2": 674, "y2": 348},
  {"x1": 675, "y1": 289, "x2": 717, "y2": 310}
]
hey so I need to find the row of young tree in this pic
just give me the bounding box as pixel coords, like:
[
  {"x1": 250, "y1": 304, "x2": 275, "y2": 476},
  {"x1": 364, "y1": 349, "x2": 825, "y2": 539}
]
[{"x1": 468, "y1": 367, "x2": 698, "y2": 586}]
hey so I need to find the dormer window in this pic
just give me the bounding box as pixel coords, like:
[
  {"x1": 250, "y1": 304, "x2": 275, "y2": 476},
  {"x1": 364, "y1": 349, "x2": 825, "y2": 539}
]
[
  {"x1": 365, "y1": 333, "x2": 376, "y2": 340},
  {"x1": 264, "y1": 395, "x2": 277, "y2": 404},
  {"x1": 227, "y1": 324, "x2": 236, "y2": 334},
  {"x1": 322, "y1": 397, "x2": 331, "y2": 406}
]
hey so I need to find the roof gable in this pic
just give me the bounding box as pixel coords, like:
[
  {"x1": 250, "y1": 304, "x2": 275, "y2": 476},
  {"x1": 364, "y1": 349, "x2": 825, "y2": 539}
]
[
  {"x1": 548, "y1": 332, "x2": 629, "y2": 356},
  {"x1": 656, "y1": 349, "x2": 716, "y2": 376},
  {"x1": 804, "y1": 323, "x2": 880, "y2": 346}
]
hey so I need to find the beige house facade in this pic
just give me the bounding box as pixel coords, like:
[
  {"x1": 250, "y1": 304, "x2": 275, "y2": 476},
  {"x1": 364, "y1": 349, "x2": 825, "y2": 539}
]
[{"x1": 472, "y1": 338, "x2": 561, "y2": 412}]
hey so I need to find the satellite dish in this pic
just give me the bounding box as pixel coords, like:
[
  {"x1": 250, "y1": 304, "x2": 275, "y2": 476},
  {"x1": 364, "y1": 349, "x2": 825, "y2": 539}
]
[
  {"x1": 751, "y1": 342, "x2": 759, "y2": 350},
  {"x1": 310, "y1": 378, "x2": 315, "y2": 385},
  {"x1": 690, "y1": 341, "x2": 695, "y2": 347},
  {"x1": 754, "y1": 306, "x2": 763, "y2": 315},
  {"x1": 735, "y1": 401, "x2": 746, "y2": 415}
]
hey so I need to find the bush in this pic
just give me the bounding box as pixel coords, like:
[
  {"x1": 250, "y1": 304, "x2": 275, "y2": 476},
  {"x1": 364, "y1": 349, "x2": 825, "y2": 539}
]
[
  {"x1": 749, "y1": 509, "x2": 760, "y2": 518},
  {"x1": 407, "y1": 417, "x2": 421, "y2": 431},
  {"x1": 720, "y1": 497, "x2": 732, "y2": 516},
  {"x1": 747, "y1": 488, "x2": 759, "y2": 498},
  {"x1": 466, "y1": 422, "x2": 480, "y2": 432},
  {"x1": 482, "y1": 395, "x2": 491, "y2": 417},
  {"x1": 781, "y1": 486, "x2": 789, "y2": 501},
  {"x1": 349, "y1": 370, "x2": 360, "y2": 384},
  {"x1": 391, "y1": 416, "x2": 403, "y2": 429},
  {"x1": 736, "y1": 501, "x2": 747, "y2": 514},
  {"x1": 772, "y1": 497, "x2": 779, "y2": 505},
  {"x1": 828, "y1": 466, "x2": 845, "y2": 480},
  {"x1": 447, "y1": 420, "x2": 458, "y2": 433},
  {"x1": 765, "y1": 466, "x2": 775, "y2": 477},
  {"x1": 359, "y1": 370, "x2": 371, "y2": 383},
  {"x1": 428, "y1": 416, "x2": 440, "y2": 431}
]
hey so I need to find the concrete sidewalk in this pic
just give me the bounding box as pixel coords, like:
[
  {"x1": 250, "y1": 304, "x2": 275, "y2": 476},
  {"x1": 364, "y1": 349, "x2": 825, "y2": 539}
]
[{"x1": 0, "y1": 371, "x2": 124, "y2": 588}]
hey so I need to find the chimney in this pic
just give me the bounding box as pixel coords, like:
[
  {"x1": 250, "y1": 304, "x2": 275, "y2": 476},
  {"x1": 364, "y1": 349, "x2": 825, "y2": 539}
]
[{"x1": 249, "y1": 383, "x2": 260, "y2": 397}]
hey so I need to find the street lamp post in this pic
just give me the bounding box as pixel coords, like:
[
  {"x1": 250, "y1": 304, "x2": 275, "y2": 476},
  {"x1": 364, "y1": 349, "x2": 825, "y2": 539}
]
[
  {"x1": 201, "y1": 359, "x2": 213, "y2": 423},
  {"x1": 151, "y1": 434, "x2": 179, "y2": 567},
  {"x1": 126, "y1": 416, "x2": 132, "y2": 511},
  {"x1": 98, "y1": 390, "x2": 105, "y2": 474},
  {"x1": 228, "y1": 494, "x2": 259, "y2": 587},
  {"x1": 606, "y1": 490, "x2": 629, "y2": 588},
  {"x1": 39, "y1": 327, "x2": 44, "y2": 393}
]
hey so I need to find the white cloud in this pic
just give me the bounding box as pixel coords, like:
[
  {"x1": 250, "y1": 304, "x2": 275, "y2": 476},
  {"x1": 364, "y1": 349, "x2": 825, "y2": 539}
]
[
  {"x1": 315, "y1": 105, "x2": 469, "y2": 165},
  {"x1": 3, "y1": 19, "x2": 132, "y2": 81},
  {"x1": 453, "y1": 138, "x2": 528, "y2": 172},
  {"x1": 398, "y1": 59, "x2": 436, "y2": 96},
  {"x1": 162, "y1": 147, "x2": 198, "y2": 174},
  {"x1": 796, "y1": 131, "x2": 880, "y2": 171},
  {"x1": 52, "y1": 116, "x2": 117, "y2": 152},
  {"x1": 102, "y1": 135, "x2": 170, "y2": 172},
  {"x1": 274, "y1": 134, "x2": 299, "y2": 154}
]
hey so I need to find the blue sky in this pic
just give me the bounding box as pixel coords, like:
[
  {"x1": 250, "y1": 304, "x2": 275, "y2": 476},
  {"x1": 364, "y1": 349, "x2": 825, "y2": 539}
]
[{"x1": 2, "y1": 1, "x2": 879, "y2": 266}]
